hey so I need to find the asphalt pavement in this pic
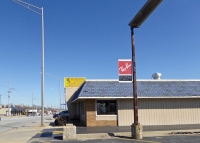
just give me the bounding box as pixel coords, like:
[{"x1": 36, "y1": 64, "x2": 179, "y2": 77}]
[
  {"x1": 29, "y1": 135, "x2": 200, "y2": 143},
  {"x1": 1, "y1": 115, "x2": 200, "y2": 143},
  {"x1": 0, "y1": 115, "x2": 42, "y2": 133}
]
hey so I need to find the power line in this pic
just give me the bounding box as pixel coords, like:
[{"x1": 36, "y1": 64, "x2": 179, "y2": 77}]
[
  {"x1": 14, "y1": 89, "x2": 32, "y2": 99},
  {"x1": 13, "y1": 89, "x2": 39, "y2": 102},
  {"x1": 0, "y1": 84, "x2": 7, "y2": 88},
  {"x1": 1, "y1": 83, "x2": 35, "y2": 100},
  {"x1": 1, "y1": 83, "x2": 39, "y2": 102},
  {"x1": 10, "y1": 99, "x2": 23, "y2": 104}
]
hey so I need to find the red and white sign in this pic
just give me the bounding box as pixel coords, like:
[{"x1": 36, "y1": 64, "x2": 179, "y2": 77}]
[{"x1": 118, "y1": 59, "x2": 132, "y2": 75}]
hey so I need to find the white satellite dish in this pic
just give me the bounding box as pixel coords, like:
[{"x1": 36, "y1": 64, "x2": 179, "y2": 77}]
[{"x1": 152, "y1": 72, "x2": 162, "y2": 80}]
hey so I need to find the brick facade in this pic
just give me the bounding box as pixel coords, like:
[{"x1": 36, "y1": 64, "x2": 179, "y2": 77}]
[{"x1": 85, "y1": 99, "x2": 117, "y2": 127}]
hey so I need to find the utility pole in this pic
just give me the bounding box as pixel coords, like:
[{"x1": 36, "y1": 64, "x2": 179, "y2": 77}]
[
  {"x1": 32, "y1": 94, "x2": 34, "y2": 111},
  {"x1": 7, "y1": 80, "x2": 14, "y2": 116},
  {"x1": 8, "y1": 79, "x2": 10, "y2": 116},
  {"x1": 64, "y1": 93, "x2": 66, "y2": 110},
  {"x1": 32, "y1": 93, "x2": 36, "y2": 115},
  {"x1": 0, "y1": 94, "x2": 1, "y2": 107}
]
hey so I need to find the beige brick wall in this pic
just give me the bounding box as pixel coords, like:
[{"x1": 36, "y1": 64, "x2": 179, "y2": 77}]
[
  {"x1": 118, "y1": 98, "x2": 200, "y2": 126},
  {"x1": 85, "y1": 99, "x2": 117, "y2": 127},
  {"x1": 65, "y1": 87, "x2": 79, "y2": 119},
  {"x1": 96, "y1": 120, "x2": 117, "y2": 126}
]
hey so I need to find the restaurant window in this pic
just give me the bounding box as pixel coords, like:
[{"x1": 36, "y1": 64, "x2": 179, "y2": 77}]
[
  {"x1": 80, "y1": 102, "x2": 85, "y2": 115},
  {"x1": 97, "y1": 100, "x2": 117, "y2": 115}
]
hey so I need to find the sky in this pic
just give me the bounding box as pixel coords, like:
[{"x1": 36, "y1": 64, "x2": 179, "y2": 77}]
[{"x1": 0, "y1": 0, "x2": 200, "y2": 107}]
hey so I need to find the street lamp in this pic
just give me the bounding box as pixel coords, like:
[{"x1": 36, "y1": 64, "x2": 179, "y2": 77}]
[
  {"x1": 128, "y1": 0, "x2": 162, "y2": 139},
  {"x1": 45, "y1": 73, "x2": 62, "y2": 111},
  {"x1": 13, "y1": 0, "x2": 45, "y2": 126}
]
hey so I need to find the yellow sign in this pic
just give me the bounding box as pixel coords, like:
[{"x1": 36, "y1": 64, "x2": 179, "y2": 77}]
[{"x1": 64, "y1": 77, "x2": 86, "y2": 87}]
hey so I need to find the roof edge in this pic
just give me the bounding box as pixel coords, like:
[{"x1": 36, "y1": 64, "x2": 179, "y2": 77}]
[
  {"x1": 73, "y1": 96, "x2": 200, "y2": 100},
  {"x1": 86, "y1": 79, "x2": 200, "y2": 81}
]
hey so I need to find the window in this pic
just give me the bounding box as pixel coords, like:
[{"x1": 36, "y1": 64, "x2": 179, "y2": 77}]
[
  {"x1": 80, "y1": 101, "x2": 85, "y2": 115},
  {"x1": 97, "y1": 100, "x2": 117, "y2": 115}
]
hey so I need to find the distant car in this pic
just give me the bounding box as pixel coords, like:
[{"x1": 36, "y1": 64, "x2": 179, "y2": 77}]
[{"x1": 38, "y1": 113, "x2": 46, "y2": 116}]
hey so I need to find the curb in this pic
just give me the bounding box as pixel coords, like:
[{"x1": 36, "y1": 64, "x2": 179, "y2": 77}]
[{"x1": 72, "y1": 129, "x2": 200, "y2": 140}]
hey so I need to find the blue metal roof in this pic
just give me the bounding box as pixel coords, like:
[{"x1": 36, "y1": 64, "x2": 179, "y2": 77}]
[
  {"x1": 73, "y1": 81, "x2": 200, "y2": 100},
  {"x1": 71, "y1": 83, "x2": 85, "y2": 102}
]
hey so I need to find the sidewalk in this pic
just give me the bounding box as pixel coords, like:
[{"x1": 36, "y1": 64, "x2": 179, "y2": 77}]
[
  {"x1": 1, "y1": 122, "x2": 200, "y2": 143},
  {"x1": 0, "y1": 122, "x2": 50, "y2": 143},
  {"x1": 30, "y1": 123, "x2": 200, "y2": 142}
]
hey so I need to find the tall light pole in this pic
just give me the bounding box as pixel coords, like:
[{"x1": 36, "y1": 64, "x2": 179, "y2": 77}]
[
  {"x1": 13, "y1": 0, "x2": 45, "y2": 126},
  {"x1": 45, "y1": 73, "x2": 62, "y2": 111},
  {"x1": 128, "y1": 0, "x2": 163, "y2": 139}
]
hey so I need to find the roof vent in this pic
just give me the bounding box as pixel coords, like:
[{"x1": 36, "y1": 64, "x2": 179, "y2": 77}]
[{"x1": 152, "y1": 72, "x2": 162, "y2": 80}]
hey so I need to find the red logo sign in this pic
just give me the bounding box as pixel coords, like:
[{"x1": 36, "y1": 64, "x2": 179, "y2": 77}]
[{"x1": 118, "y1": 60, "x2": 132, "y2": 75}]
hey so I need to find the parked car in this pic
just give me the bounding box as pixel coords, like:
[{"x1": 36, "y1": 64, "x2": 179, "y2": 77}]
[
  {"x1": 53, "y1": 113, "x2": 60, "y2": 118},
  {"x1": 53, "y1": 110, "x2": 69, "y2": 121},
  {"x1": 60, "y1": 110, "x2": 69, "y2": 121},
  {"x1": 60, "y1": 110, "x2": 69, "y2": 117}
]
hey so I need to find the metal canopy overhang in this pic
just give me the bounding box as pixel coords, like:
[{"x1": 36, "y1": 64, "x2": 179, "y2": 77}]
[{"x1": 129, "y1": 0, "x2": 163, "y2": 28}]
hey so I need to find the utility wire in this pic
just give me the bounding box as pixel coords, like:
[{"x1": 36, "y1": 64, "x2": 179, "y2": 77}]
[
  {"x1": 14, "y1": 89, "x2": 39, "y2": 102},
  {"x1": 13, "y1": 89, "x2": 32, "y2": 99},
  {"x1": 0, "y1": 84, "x2": 7, "y2": 88},
  {"x1": 10, "y1": 99, "x2": 21, "y2": 104}
]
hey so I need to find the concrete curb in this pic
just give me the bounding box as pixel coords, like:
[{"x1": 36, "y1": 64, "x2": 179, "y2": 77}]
[
  {"x1": 143, "y1": 129, "x2": 200, "y2": 137},
  {"x1": 75, "y1": 129, "x2": 200, "y2": 140},
  {"x1": 76, "y1": 133, "x2": 113, "y2": 140}
]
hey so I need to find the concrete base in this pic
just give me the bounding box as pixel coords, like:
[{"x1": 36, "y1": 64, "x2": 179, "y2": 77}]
[
  {"x1": 131, "y1": 123, "x2": 143, "y2": 139},
  {"x1": 63, "y1": 124, "x2": 76, "y2": 140}
]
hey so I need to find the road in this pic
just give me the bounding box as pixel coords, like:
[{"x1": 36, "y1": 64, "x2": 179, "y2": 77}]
[
  {"x1": 0, "y1": 115, "x2": 52, "y2": 133},
  {"x1": 44, "y1": 136, "x2": 200, "y2": 143}
]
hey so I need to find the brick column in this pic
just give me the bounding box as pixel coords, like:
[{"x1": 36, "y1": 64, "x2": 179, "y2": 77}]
[{"x1": 85, "y1": 99, "x2": 96, "y2": 126}]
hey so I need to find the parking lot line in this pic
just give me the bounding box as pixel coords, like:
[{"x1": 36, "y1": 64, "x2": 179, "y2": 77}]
[
  {"x1": 118, "y1": 137, "x2": 160, "y2": 143},
  {"x1": 53, "y1": 131, "x2": 62, "y2": 134}
]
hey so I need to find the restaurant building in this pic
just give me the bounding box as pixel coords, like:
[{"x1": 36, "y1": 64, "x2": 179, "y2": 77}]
[{"x1": 65, "y1": 79, "x2": 200, "y2": 127}]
